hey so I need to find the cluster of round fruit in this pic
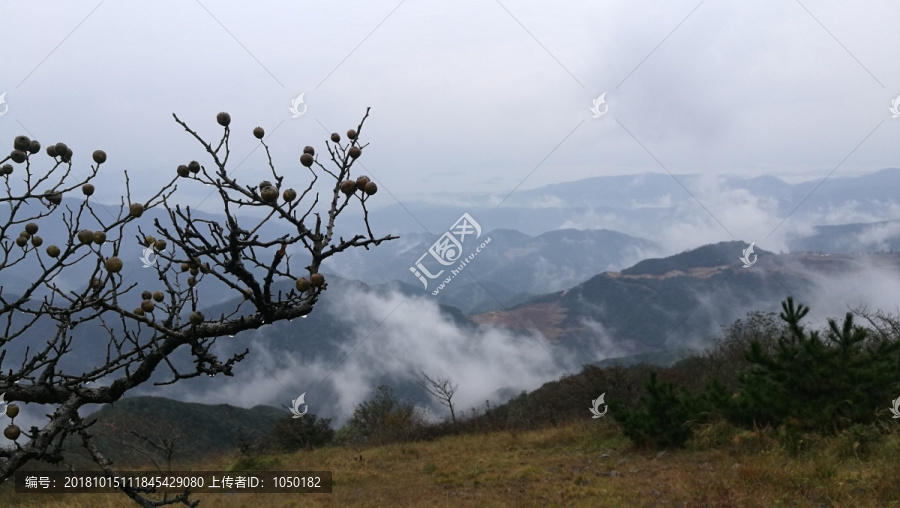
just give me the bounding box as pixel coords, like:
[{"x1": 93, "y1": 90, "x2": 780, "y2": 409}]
[
  {"x1": 299, "y1": 145, "x2": 316, "y2": 167},
  {"x1": 295, "y1": 273, "x2": 325, "y2": 293},
  {"x1": 132, "y1": 293, "x2": 205, "y2": 325},
  {"x1": 14, "y1": 223, "x2": 42, "y2": 248},
  {"x1": 256, "y1": 180, "x2": 299, "y2": 204},
  {"x1": 331, "y1": 130, "x2": 363, "y2": 159},
  {"x1": 341, "y1": 175, "x2": 376, "y2": 196},
  {"x1": 179, "y1": 258, "x2": 209, "y2": 288},
  {"x1": 44, "y1": 192, "x2": 63, "y2": 206},
  {"x1": 134, "y1": 290, "x2": 166, "y2": 316},
  {"x1": 144, "y1": 235, "x2": 167, "y2": 250},
  {"x1": 8, "y1": 135, "x2": 42, "y2": 164},
  {"x1": 46, "y1": 142, "x2": 68, "y2": 161},
  {"x1": 7, "y1": 135, "x2": 106, "y2": 166},
  {"x1": 76, "y1": 229, "x2": 108, "y2": 247},
  {"x1": 4, "y1": 403, "x2": 20, "y2": 441},
  {"x1": 21, "y1": 223, "x2": 68, "y2": 258},
  {"x1": 176, "y1": 160, "x2": 202, "y2": 178}
]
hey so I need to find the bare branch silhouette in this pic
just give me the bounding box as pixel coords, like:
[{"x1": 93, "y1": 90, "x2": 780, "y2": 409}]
[
  {"x1": 416, "y1": 370, "x2": 459, "y2": 424},
  {"x1": 0, "y1": 110, "x2": 395, "y2": 506}
]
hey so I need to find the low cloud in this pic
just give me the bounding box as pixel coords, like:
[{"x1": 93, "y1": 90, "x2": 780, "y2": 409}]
[
  {"x1": 168, "y1": 288, "x2": 583, "y2": 425},
  {"x1": 856, "y1": 221, "x2": 900, "y2": 251}
]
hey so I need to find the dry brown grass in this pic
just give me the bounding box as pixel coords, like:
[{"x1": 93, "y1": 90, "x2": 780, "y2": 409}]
[{"x1": 2, "y1": 418, "x2": 899, "y2": 507}]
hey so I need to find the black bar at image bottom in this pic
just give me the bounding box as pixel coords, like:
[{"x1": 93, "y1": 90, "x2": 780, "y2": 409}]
[{"x1": 14, "y1": 471, "x2": 332, "y2": 493}]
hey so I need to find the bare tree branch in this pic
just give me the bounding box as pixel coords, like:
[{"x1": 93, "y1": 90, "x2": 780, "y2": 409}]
[
  {"x1": 0, "y1": 110, "x2": 396, "y2": 506},
  {"x1": 415, "y1": 370, "x2": 459, "y2": 424}
]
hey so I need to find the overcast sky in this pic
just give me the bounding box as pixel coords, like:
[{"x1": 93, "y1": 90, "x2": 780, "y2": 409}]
[
  {"x1": 3, "y1": 1, "x2": 900, "y2": 210},
  {"x1": 6, "y1": 2, "x2": 900, "y2": 428}
]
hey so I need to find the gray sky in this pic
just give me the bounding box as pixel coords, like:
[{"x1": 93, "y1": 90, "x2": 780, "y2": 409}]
[
  {"x1": 4, "y1": 1, "x2": 900, "y2": 210},
  {"x1": 6, "y1": 1, "x2": 900, "y2": 427}
]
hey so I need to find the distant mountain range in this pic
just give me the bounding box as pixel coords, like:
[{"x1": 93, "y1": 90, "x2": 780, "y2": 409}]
[
  {"x1": 324, "y1": 227, "x2": 658, "y2": 314},
  {"x1": 8, "y1": 168, "x2": 897, "y2": 311},
  {"x1": 329, "y1": 169, "x2": 900, "y2": 310},
  {"x1": 366, "y1": 168, "x2": 900, "y2": 237},
  {"x1": 787, "y1": 219, "x2": 900, "y2": 254},
  {"x1": 469, "y1": 241, "x2": 900, "y2": 362}
]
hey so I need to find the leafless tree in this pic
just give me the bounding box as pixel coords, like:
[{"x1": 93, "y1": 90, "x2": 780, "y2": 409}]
[
  {"x1": 853, "y1": 304, "x2": 900, "y2": 346},
  {"x1": 415, "y1": 370, "x2": 458, "y2": 424},
  {"x1": 0, "y1": 108, "x2": 394, "y2": 506}
]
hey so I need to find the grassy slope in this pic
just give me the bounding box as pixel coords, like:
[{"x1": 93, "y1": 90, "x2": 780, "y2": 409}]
[{"x1": 3, "y1": 418, "x2": 899, "y2": 507}]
